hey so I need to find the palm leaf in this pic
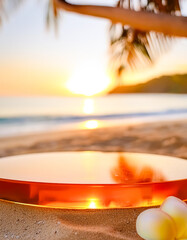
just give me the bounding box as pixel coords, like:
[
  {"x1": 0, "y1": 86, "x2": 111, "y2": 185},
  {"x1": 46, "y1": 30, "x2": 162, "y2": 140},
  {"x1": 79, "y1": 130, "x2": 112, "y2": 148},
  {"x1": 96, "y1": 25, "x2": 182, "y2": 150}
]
[
  {"x1": 109, "y1": 0, "x2": 181, "y2": 76},
  {"x1": 46, "y1": 0, "x2": 59, "y2": 35}
]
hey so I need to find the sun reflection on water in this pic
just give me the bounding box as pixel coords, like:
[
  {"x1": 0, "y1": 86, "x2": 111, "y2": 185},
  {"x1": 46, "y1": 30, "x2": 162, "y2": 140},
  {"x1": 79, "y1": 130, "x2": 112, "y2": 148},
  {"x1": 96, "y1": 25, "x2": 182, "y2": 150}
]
[
  {"x1": 84, "y1": 120, "x2": 99, "y2": 129},
  {"x1": 83, "y1": 99, "x2": 94, "y2": 114},
  {"x1": 81, "y1": 98, "x2": 100, "y2": 129}
]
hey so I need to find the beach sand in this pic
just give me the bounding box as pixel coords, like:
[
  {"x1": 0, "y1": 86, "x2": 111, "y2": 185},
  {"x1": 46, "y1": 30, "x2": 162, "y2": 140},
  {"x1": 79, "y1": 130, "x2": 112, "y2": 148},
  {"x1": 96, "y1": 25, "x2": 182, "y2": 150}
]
[
  {"x1": 0, "y1": 120, "x2": 186, "y2": 240},
  {"x1": 0, "y1": 120, "x2": 186, "y2": 159},
  {"x1": 0, "y1": 199, "x2": 151, "y2": 240}
]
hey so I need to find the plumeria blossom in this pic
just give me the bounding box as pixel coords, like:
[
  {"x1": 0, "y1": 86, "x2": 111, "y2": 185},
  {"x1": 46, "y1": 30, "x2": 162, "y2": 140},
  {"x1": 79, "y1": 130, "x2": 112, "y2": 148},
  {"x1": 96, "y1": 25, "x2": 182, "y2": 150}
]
[{"x1": 136, "y1": 196, "x2": 187, "y2": 240}]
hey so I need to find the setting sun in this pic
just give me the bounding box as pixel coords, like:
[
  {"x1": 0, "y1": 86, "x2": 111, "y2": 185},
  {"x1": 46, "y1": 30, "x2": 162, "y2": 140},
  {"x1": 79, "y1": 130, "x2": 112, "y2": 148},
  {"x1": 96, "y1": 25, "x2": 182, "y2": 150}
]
[{"x1": 66, "y1": 63, "x2": 111, "y2": 96}]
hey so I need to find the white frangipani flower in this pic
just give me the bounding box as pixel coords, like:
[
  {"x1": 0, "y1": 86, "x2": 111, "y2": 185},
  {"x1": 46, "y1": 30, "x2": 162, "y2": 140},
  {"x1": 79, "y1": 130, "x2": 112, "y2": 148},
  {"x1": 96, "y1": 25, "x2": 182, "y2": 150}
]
[{"x1": 136, "y1": 196, "x2": 187, "y2": 240}]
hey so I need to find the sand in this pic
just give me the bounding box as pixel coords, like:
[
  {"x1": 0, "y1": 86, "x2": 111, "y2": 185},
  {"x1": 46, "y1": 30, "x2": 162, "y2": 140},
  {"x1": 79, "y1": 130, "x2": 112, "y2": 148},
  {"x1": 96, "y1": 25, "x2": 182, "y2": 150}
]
[
  {"x1": 0, "y1": 120, "x2": 186, "y2": 240},
  {"x1": 0, "y1": 199, "x2": 150, "y2": 240},
  {"x1": 0, "y1": 120, "x2": 186, "y2": 159}
]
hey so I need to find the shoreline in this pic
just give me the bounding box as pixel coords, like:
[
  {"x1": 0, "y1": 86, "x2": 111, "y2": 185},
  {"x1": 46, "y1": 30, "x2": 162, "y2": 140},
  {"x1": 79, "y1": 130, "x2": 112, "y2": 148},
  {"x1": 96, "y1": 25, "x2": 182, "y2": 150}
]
[
  {"x1": 0, "y1": 119, "x2": 186, "y2": 159},
  {"x1": 1, "y1": 111, "x2": 187, "y2": 139}
]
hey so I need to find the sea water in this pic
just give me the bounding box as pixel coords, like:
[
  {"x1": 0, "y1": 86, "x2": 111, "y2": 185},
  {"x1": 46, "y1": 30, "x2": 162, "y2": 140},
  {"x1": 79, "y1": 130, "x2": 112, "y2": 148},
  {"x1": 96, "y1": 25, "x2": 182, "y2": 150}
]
[{"x1": 0, "y1": 94, "x2": 187, "y2": 137}]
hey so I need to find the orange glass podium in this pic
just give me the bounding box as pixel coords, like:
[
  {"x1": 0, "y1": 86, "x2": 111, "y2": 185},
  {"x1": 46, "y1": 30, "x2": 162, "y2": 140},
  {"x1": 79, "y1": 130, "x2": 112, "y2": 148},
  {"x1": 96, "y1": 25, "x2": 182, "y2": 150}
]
[{"x1": 0, "y1": 152, "x2": 186, "y2": 209}]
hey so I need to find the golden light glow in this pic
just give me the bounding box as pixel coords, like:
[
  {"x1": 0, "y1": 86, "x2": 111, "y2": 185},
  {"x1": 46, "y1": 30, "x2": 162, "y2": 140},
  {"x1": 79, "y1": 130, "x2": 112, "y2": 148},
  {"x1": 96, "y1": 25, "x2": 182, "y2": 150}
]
[
  {"x1": 66, "y1": 63, "x2": 111, "y2": 96},
  {"x1": 136, "y1": 198, "x2": 165, "y2": 208},
  {"x1": 83, "y1": 99, "x2": 94, "y2": 114},
  {"x1": 84, "y1": 120, "x2": 99, "y2": 129},
  {"x1": 88, "y1": 199, "x2": 99, "y2": 209}
]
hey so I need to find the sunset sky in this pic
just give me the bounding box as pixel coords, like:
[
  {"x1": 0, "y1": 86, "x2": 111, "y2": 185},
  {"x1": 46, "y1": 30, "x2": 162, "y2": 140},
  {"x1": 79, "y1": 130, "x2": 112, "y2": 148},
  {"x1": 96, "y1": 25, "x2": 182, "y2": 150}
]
[{"x1": 0, "y1": 0, "x2": 187, "y2": 96}]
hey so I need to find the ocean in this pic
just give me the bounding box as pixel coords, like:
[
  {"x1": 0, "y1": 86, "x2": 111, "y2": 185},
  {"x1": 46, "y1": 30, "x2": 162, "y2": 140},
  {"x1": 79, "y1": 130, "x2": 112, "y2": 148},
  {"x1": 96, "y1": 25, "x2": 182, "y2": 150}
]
[{"x1": 0, "y1": 94, "x2": 187, "y2": 137}]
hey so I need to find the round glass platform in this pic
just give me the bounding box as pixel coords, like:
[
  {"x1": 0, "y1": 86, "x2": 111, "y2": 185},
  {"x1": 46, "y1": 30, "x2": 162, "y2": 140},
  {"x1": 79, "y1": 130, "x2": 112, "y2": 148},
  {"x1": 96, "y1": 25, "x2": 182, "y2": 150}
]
[{"x1": 0, "y1": 152, "x2": 186, "y2": 209}]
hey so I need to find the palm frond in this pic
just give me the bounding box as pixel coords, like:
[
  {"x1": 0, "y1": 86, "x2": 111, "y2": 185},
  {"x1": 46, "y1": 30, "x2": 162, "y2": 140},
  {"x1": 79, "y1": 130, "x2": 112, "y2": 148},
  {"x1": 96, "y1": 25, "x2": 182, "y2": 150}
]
[
  {"x1": 46, "y1": 0, "x2": 59, "y2": 35},
  {"x1": 109, "y1": 0, "x2": 181, "y2": 76}
]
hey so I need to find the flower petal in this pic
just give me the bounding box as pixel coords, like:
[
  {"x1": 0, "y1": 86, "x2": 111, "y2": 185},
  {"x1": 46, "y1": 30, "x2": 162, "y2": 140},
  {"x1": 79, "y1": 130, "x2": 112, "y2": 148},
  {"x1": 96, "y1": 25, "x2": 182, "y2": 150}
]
[
  {"x1": 136, "y1": 208, "x2": 176, "y2": 240},
  {"x1": 160, "y1": 196, "x2": 187, "y2": 239}
]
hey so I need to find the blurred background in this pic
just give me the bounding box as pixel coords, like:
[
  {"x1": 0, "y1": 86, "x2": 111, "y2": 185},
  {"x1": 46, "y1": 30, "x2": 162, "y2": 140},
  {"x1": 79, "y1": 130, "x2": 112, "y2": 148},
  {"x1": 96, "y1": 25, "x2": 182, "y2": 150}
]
[{"x1": 0, "y1": 0, "x2": 186, "y2": 147}]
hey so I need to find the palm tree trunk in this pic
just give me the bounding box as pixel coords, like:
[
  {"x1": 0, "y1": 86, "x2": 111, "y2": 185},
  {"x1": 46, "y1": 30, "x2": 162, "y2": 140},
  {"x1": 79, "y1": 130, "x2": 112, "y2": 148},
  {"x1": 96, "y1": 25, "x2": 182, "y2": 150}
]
[{"x1": 55, "y1": 0, "x2": 187, "y2": 37}]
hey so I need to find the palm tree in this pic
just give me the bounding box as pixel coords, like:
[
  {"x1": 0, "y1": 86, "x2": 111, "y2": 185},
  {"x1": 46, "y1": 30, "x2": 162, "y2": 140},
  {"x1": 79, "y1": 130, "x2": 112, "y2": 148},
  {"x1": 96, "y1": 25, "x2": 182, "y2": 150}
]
[
  {"x1": 55, "y1": 0, "x2": 187, "y2": 78},
  {"x1": 1, "y1": 0, "x2": 186, "y2": 80},
  {"x1": 55, "y1": 0, "x2": 187, "y2": 37},
  {"x1": 109, "y1": 0, "x2": 181, "y2": 74}
]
